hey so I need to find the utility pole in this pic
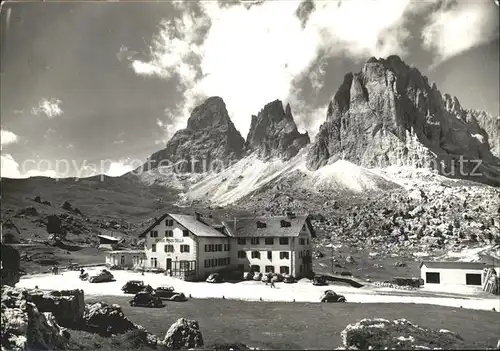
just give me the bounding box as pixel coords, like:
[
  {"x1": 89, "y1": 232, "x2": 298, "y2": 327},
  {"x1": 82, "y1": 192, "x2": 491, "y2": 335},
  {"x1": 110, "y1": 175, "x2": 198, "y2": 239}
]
[{"x1": 331, "y1": 245, "x2": 334, "y2": 275}]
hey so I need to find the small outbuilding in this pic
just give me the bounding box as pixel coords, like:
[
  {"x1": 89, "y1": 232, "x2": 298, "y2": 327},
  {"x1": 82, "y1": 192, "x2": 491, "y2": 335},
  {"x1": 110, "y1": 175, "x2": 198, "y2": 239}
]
[
  {"x1": 105, "y1": 250, "x2": 146, "y2": 268},
  {"x1": 420, "y1": 261, "x2": 499, "y2": 290}
]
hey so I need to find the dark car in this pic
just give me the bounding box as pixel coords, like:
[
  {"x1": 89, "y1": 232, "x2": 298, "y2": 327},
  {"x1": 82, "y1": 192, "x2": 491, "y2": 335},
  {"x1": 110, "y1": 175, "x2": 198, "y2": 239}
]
[
  {"x1": 206, "y1": 273, "x2": 223, "y2": 283},
  {"x1": 122, "y1": 280, "x2": 147, "y2": 294},
  {"x1": 320, "y1": 290, "x2": 346, "y2": 303},
  {"x1": 154, "y1": 286, "x2": 188, "y2": 302},
  {"x1": 312, "y1": 275, "x2": 328, "y2": 286},
  {"x1": 129, "y1": 292, "x2": 164, "y2": 308},
  {"x1": 283, "y1": 274, "x2": 296, "y2": 284}
]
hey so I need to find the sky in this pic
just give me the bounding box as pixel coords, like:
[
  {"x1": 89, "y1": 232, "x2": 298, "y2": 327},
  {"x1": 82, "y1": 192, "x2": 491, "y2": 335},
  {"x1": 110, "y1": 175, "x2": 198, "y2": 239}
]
[{"x1": 1, "y1": 0, "x2": 499, "y2": 179}]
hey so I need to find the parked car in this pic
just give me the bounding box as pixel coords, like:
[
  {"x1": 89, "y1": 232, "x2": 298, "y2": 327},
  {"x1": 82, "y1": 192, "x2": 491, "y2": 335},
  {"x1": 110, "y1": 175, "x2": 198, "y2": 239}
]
[
  {"x1": 122, "y1": 280, "x2": 147, "y2": 294},
  {"x1": 243, "y1": 272, "x2": 254, "y2": 280},
  {"x1": 206, "y1": 273, "x2": 223, "y2": 283},
  {"x1": 272, "y1": 273, "x2": 284, "y2": 282},
  {"x1": 154, "y1": 286, "x2": 188, "y2": 301},
  {"x1": 129, "y1": 292, "x2": 164, "y2": 307},
  {"x1": 89, "y1": 269, "x2": 114, "y2": 283},
  {"x1": 252, "y1": 272, "x2": 262, "y2": 281},
  {"x1": 320, "y1": 290, "x2": 346, "y2": 303},
  {"x1": 312, "y1": 275, "x2": 328, "y2": 286},
  {"x1": 67, "y1": 263, "x2": 80, "y2": 271},
  {"x1": 283, "y1": 275, "x2": 296, "y2": 284}
]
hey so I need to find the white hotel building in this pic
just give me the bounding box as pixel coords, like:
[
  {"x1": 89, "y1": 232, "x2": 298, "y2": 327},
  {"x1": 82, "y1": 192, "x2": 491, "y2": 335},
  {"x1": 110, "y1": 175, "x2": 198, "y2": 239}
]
[{"x1": 137, "y1": 212, "x2": 315, "y2": 281}]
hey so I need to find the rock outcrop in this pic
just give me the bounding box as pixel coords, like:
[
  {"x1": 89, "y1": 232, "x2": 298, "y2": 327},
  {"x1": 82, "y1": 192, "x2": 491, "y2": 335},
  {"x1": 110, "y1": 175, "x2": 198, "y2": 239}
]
[
  {"x1": 307, "y1": 56, "x2": 500, "y2": 186},
  {"x1": 1, "y1": 286, "x2": 71, "y2": 351},
  {"x1": 25, "y1": 289, "x2": 85, "y2": 327},
  {"x1": 143, "y1": 96, "x2": 246, "y2": 173},
  {"x1": 246, "y1": 99, "x2": 310, "y2": 160},
  {"x1": 83, "y1": 302, "x2": 136, "y2": 335},
  {"x1": 163, "y1": 317, "x2": 204, "y2": 349},
  {"x1": 340, "y1": 318, "x2": 465, "y2": 349},
  {"x1": 1, "y1": 244, "x2": 20, "y2": 287}
]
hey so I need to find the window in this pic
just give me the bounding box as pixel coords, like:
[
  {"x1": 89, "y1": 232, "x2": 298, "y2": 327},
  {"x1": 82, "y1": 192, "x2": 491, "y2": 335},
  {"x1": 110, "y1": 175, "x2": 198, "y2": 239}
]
[
  {"x1": 251, "y1": 238, "x2": 260, "y2": 245},
  {"x1": 465, "y1": 273, "x2": 482, "y2": 286},
  {"x1": 218, "y1": 258, "x2": 223, "y2": 266},
  {"x1": 267, "y1": 251, "x2": 272, "y2": 260},
  {"x1": 256, "y1": 221, "x2": 267, "y2": 228},
  {"x1": 299, "y1": 238, "x2": 305, "y2": 245},
  {"x1": 150, "y1": 230, "x2": 158, "y2": 238},
  {"x1": 209, "y1": 244, "x2": 214, "y2": 252},
  {"x1": 280, "y1": 220, "x2": 291, "y2": 228},
  {"x1": 265, "y1": 238, "x2": 274, "y2": 245},
  {"x1": 251, "y1": 251, "x2": 261, "y2": 259},
  {"x1": 227, "y1": 257, "x2": 231, "y2": 265},
  {"x1": 152, "y1": 244, "x2": 156, "y2": 252},
  {"x1": 280, "y1": 266, "x2": 290, "y2": 275},
  {"x1": 238, "y1": 251, "x2": 246, "y2": 258},
  {"x1": 150, "y1": 258, "x2": 158, "y2": 267},
  {"x1": 299, "y1": 265, "x2": 303, "y2": 273},
  {"x1": 211, "y1": 258, "x2": 217, "y2": 267},
  {"x1": 180, "y1": 261, "x2": 189, "y2": 270},
  {"x1": 306, "y1": 239, "x2": 309, "y2": 245},
  {"x1": 250, "y1": 265, "x2": 260, "y2": 272},
  {"x1": 165, "y1": 230, "x2": 173, "y2": 237},
  {"x1": 426, "y1": 272, "x2": 440, "y2": 284},
  {"x1": 299, "y1": 251, "x2": 302, "y2": 258},
  {"x1": 205, "y1": 245, "x2": 208, "y2": 252},
  {"x1": 205, "y1": 259, "x2": 210, "y2": 268},
  {"x1": 183, "y1": 230, "x2": 189, "y2": 237},
  {"x1": 280, "y1": 252, "x2": 289, "y2": 260},
  {"x1": 165, "y1": 219, "x2": 174, "y2": 226},
  {"x1": 279, "y1": 238, "x2": 289, "y2": 245},
  {"x1": 237, "y1": 238, "x2": 246, "y2": 245},
  {"x1": 164, "y1": 245, "x2": 174, "y2": 253},
  {"x1": 265, "y1": 265, "x2": 275, "y2": 273},
  {"x1": 180, "y1": 245, "x2": 190, "y2": 253},
  {"x1": 218, "y1": 244, "x2": 223, "y2": 252}
]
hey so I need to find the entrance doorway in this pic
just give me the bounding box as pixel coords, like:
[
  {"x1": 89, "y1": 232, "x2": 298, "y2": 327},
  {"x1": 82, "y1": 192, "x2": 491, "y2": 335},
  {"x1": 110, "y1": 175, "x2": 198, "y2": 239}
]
[{"x1": 166, "y1": 258, "x2": 172, "y2": 270}]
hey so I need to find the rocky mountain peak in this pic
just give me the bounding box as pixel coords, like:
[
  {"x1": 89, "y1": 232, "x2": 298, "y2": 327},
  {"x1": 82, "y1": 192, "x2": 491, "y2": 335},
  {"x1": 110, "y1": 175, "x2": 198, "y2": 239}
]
[
  {"x1": 142, "y1": 96, "x2": 246, "y2": 173},
  {"x1": 307, "y1": 56, "x2": 500, "y2": 186},
  {"x1": 246, "y1": 99, "x2": 310, "y2": 160}
]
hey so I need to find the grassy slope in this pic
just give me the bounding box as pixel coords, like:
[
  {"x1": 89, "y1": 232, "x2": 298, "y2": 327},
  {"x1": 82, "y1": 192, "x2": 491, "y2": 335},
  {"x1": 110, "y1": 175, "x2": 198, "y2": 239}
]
[{"x1": 77, "y1": 296, "x2": 499, "y2": 350}]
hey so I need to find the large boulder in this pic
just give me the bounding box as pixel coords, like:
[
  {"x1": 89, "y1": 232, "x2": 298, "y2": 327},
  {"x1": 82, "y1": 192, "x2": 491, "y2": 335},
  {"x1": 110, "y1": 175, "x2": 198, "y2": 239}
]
[
  {"x1": 83, "y1": 302, "x2": 136, "y2": 336},
  {"x1": 340, "y1": 318, "x2": 465, "y2": 349},
  {"x1": 163, "y1": 318, "x2": 204, "y2": 349},
  {"x1": 1, "y1": 285, "x2": 70, "y2": 351},
  {"x1": 1, "y1": 244, "x2": 20, "y2": 287},
  {"x1": 24, "y1": 289, "x2": 85, "y2": 327}
]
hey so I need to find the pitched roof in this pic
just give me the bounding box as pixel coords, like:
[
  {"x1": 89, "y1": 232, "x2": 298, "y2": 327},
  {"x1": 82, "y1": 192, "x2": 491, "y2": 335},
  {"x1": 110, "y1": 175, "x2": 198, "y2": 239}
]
[
  {"x1": 139, "y1": 213, "x2": 228, "y2": 238},
  {"x1": 97, "y1": 234, "x2": 121, "y2": 242},
  {"x1": 221, "y1": 215, "x2": 315, "y2": 238},
  {"x1": 419, "y1": 261, "x2": 492, "y2": 270}
]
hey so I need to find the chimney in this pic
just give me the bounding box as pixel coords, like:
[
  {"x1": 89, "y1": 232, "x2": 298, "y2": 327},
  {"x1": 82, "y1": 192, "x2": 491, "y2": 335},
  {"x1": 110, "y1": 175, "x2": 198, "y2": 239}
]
[{"x1": 195, "y1": 212, "x2": 202, "y2": 222}]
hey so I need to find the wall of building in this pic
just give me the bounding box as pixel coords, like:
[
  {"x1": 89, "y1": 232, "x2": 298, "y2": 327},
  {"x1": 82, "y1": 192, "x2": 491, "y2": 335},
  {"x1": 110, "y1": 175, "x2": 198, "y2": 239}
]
[
  {"x1": 198, "y1": 237, "x2": 232, "y2": 279},
  {"x1": 105, "y1": 252, "x2": 145, "y2": 268},
  {"x1": 421, "y1": 265, "x2": 486, "y2": 289},
  {"x1": 144, "y1": 217, "x2": 198, "y2": 271},
  {"x1": 293, "y1": 226, "x2": 313, "y2": 278}
]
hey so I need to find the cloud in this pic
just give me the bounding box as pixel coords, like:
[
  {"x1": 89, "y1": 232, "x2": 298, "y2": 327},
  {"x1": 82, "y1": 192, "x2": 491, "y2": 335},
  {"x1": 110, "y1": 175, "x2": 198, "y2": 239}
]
[
  {"x1": 420, "y1": 0, "x2": 499, "y2": 65},
  {"x1": 1, "y1": 128, "x2": 19, "y2": 146},
  {"x1": 31, "y1": 98, "x2": 63, "y2": 118},
  {"x1": 43, "y1": 128, "x2": 56, "y2": 141},
  {"x1": 129, "y1": 0, "x2": 496, "y2": 138},
  {"x1": 129, "y1": 0, "x2": 419, "y2": 138},
  {"x1": 104, "y1": 159, "x2": 136, "y2": 177},
  {"x1": 0, "y1": 154, "x2": 22, "y2": 178}
]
